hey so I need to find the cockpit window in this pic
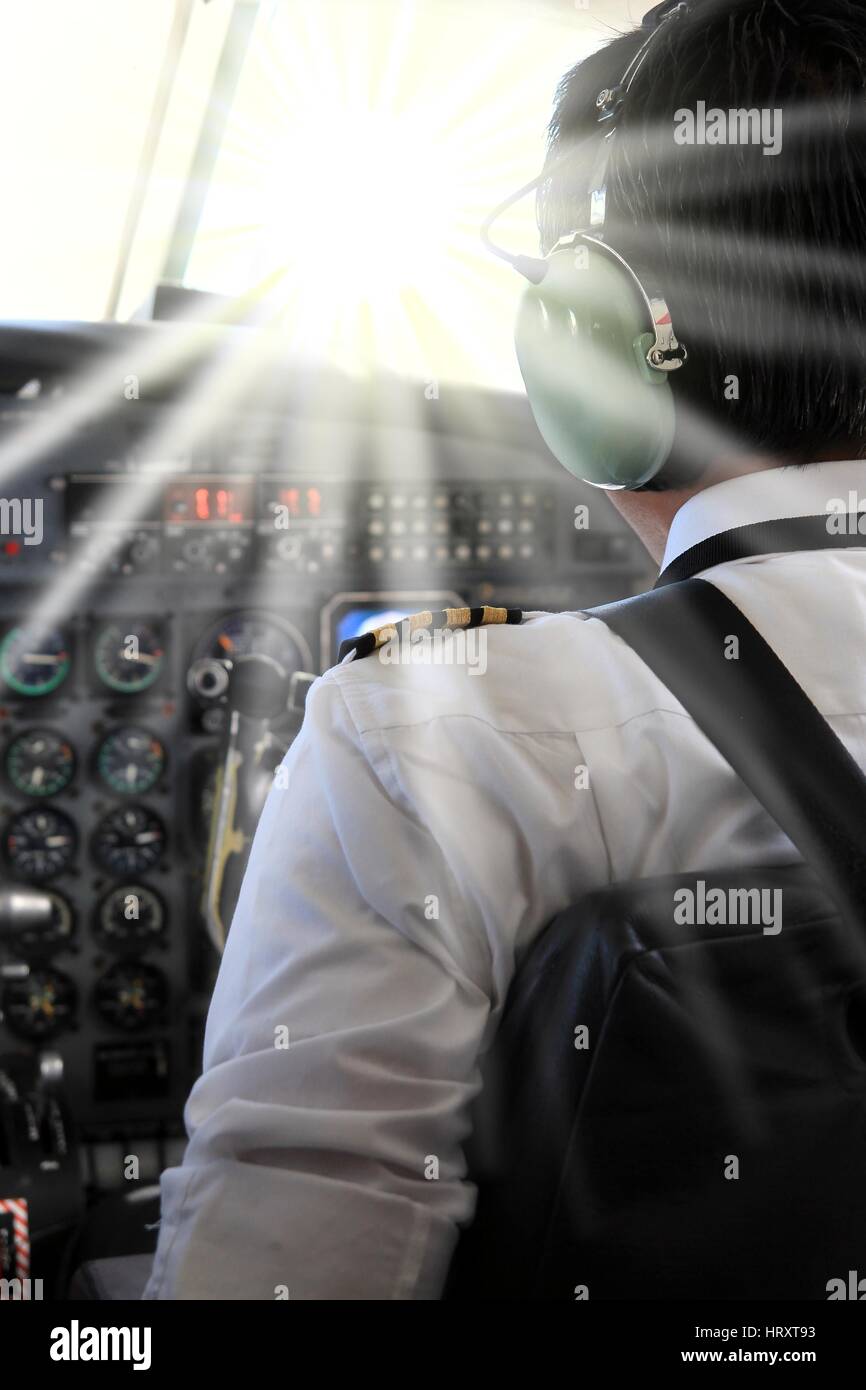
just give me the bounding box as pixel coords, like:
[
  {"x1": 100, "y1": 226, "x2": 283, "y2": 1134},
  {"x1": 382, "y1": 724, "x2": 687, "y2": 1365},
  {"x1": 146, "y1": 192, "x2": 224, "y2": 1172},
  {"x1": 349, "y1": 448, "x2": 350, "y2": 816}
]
[{"x1": 0, "y1": 0, "x2": 596, "y2": 390}]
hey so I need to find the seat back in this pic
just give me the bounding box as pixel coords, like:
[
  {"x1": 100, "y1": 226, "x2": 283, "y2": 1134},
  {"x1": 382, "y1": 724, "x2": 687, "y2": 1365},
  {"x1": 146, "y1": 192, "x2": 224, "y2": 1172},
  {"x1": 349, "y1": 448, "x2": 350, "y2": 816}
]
[{"x1": 447, "y1": 864, "x2": 866, "y2": 1299}]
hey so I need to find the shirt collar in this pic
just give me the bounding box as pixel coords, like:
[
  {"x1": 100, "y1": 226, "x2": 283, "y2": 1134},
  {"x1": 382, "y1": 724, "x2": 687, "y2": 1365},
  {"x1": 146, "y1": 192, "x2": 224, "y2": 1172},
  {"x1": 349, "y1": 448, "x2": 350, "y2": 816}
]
[{"x1": 661, "y1": 460, "x2": 866, "y2": 574}]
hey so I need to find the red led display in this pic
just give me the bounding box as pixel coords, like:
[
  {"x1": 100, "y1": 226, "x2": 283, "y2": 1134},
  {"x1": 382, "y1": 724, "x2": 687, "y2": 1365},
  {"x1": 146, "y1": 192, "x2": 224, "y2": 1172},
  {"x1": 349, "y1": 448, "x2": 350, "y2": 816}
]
[
  {"x1": 164, "y1": 478, "x2": 254, "y2": 525},
  {"x1": 277, "y1": 486, "x2": 322, "y2": 519}
]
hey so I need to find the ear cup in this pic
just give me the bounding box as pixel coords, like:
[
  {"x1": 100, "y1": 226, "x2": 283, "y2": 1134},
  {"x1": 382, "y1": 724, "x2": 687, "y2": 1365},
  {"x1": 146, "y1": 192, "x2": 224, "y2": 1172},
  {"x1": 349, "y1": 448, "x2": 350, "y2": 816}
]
[{"x1": 514, "y1": 244, "x2": 676, "y2": 489}]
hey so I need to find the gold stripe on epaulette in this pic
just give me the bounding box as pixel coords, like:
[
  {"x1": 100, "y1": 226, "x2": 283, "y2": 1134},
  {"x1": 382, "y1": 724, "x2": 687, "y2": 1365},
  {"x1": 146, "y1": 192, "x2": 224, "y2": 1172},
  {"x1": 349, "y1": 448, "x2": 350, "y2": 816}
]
[
  {"x1": 408, "y1": 610, "x2": 434, "y2": 632},
  {"x1": 370, "y1": 610, "x2": 433, "y2": 649},
  {"x1": 337, "y1": 603, "x2": 523, "y2": 663}
]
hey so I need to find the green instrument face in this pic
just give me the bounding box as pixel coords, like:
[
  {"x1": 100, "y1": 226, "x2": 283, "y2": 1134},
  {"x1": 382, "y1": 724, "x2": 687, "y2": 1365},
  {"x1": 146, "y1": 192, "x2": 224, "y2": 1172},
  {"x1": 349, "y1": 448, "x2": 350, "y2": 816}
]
[
  {"x1": 514, "y1": 245, "x2": 675, "y2": 489},
  {"x1": 6, "y1": 728, "x2": 76, "y2": 796},
  {"x1": 96, "y1": 727, "x2": 166, "y2": 795},
  {"x1": 0, "y1": 626, "x2": 71, "y2": 697},
  {"x1": 93, "y1": 622, "x2": 165, "y2": 694}
]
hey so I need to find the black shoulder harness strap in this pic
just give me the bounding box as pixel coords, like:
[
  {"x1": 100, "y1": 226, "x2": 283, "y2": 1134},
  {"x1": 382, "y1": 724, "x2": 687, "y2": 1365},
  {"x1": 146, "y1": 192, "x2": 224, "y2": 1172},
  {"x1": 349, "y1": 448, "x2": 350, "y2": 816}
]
[{"x1": 586, "y1": 577, "x2": 866, "y2": 934}]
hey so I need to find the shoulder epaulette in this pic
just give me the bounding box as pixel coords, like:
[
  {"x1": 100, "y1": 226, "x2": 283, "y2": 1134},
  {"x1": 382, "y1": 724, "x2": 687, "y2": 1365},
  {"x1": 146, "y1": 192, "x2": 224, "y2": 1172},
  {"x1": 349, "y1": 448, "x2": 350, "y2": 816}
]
[{"x1": 338, "y1": 605, "x2": 523, "y2": 663}]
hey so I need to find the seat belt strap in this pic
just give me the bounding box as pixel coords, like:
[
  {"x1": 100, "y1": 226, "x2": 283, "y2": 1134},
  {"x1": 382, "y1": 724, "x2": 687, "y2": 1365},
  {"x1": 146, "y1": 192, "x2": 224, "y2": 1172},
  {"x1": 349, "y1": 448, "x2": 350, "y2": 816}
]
[{"x1": 585, "y1": 577, "x2": 866, "y2": 934}]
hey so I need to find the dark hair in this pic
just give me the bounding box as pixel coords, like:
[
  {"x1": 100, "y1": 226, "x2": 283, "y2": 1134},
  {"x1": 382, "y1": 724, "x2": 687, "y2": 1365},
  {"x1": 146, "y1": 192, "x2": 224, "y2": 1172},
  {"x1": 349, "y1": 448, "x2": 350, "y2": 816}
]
[{"x1": 538, "y1": 0, "x2": 866, "y2": 484}]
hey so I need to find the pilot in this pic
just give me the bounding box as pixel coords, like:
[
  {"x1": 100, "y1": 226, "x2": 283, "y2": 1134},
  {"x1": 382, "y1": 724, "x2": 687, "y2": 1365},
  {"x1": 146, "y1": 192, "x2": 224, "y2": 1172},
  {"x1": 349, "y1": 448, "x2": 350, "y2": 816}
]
[{"x1": 144, "y1": 0, "x2": 866, "y2": 1299}]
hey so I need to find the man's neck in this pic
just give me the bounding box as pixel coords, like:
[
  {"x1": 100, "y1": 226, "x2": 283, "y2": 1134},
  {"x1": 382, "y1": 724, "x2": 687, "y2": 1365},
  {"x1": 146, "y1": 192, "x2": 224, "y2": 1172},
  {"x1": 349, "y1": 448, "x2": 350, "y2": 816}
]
[{"x1": 607, "y1": 449, "x2": 865, "y2": 566}]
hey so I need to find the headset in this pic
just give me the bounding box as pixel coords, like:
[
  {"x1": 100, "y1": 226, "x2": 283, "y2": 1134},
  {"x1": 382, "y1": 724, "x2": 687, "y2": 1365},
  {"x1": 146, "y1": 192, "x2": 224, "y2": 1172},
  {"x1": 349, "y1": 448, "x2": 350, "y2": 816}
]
[{"x1": 483, "y1": 0, "x2": 691, "y2": 490}]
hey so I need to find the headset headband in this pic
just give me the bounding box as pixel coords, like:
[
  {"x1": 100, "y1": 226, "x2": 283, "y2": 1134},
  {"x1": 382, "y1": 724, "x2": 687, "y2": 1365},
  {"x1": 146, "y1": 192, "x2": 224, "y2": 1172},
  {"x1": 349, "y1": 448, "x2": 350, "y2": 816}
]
[
  {"x1": 481, "y1": 2, "x2": 690, "y2": 276},
  {"x1": 584, "y1": 0, "x2": 691, "y2": 238}
]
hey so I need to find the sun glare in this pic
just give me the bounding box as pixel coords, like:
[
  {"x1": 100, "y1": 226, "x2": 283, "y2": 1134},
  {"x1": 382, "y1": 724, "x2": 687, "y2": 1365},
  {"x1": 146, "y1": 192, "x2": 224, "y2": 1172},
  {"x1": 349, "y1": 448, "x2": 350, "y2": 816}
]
[{"x1": 182, "y1": 0, "x2": 607, "y2": 386}]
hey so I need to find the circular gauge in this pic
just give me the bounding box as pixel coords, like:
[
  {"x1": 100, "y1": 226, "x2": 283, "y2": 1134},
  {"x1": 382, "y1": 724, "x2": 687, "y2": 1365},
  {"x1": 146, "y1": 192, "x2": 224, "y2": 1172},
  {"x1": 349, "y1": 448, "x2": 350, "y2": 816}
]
[
  {"x1": 15, "y1": 890, "x2": 76, "y2": 954},
  {"x1": 94, "y1": 961, "x2": 167, "y2": 1031},
  {"x1": 2, "y1": 968, "x2": 77, "y2": 1039},
  {"x1": 93, "y1": 622, "x2": 165, "y2": 694},
  {"x1": 5, "y1": 806, "x2": 77, "y2": 879},
  {"x1": 96, "y1": 727, "x2": 166, "y2": 795},
  {"x1": 192, "y1": 611, "x2": 311, "y2": 680},
  {"x1": 96, "y1": 884, "x2": 166, "y2": 947},
  {"x1": 92, "y1": 804, "x2": 166, "y2": 876},
  {"x1": 5, "y1": 728, "x2": 76, "y2": 797},
  {"x1": 0, "y1": 626, "x2": 71, "y2": 697}
]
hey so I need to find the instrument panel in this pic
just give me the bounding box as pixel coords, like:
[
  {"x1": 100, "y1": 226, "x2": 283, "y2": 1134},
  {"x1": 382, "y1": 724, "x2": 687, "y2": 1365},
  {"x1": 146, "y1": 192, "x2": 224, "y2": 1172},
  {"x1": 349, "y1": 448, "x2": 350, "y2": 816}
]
[
  {"x1": 0, "y1": 600, "x2": 320, "y2": 1130},
  {"x1": 0, "y1": 328, "x2": 654, "y2": 1190}
]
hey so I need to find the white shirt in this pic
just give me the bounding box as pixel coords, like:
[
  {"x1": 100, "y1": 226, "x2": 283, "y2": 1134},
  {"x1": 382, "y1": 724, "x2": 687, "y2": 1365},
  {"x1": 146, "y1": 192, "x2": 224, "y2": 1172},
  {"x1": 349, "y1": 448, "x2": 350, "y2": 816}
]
[{"x1": 144, "y1": 460, "x2": 866, "y2": 1300}]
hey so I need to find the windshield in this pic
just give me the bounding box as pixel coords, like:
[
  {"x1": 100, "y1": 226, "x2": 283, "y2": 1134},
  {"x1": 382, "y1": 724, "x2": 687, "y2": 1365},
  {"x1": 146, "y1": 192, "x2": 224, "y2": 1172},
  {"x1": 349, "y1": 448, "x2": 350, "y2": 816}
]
[{"x1": 0, "y1": 0, "x2": 613, "y2": 390}]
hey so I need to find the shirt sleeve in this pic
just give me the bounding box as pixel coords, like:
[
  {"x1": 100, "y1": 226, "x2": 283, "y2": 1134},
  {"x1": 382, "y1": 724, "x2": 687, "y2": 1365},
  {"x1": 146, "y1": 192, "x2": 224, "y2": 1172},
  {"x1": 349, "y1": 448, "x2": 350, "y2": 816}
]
[{"x1": 143, "y1": 672, "x2": 498, "y2": 1301}]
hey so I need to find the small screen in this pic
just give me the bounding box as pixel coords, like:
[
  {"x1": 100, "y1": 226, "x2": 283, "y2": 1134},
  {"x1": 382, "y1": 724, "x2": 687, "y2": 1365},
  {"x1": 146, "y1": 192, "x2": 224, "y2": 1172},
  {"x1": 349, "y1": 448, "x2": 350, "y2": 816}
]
[{"x1": 67, "y1": 475, "x2": 162, "y2": 529}]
